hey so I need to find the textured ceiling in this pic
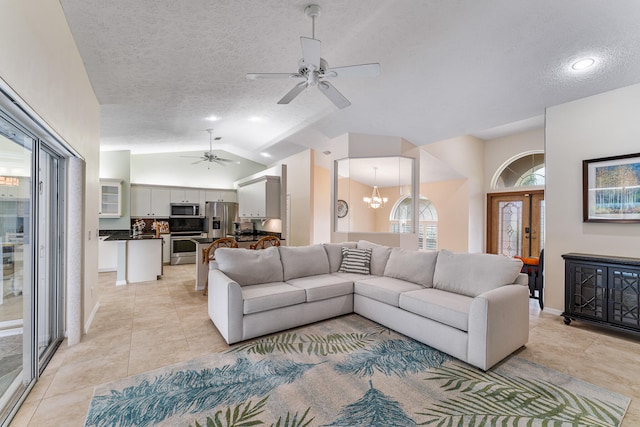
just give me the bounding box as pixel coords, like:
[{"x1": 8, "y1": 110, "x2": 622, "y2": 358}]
[{"x1": 60, "y1": 0, "x2": 640, "y2": 166}]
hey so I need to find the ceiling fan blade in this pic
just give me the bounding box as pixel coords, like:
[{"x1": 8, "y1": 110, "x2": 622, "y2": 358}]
[
  {"x1": 318, "y1": 81, "x2": 351, "y2": 109},
  {"x1": 324, "y1": 63, "x2": 381, "y2": 79},
  {"x1": 300, "y1": 37, "x2": 321, "y2": 69},
  {"x1": 215, "y1": 158, "x2": 234, "y2": 163},
  {"x1": 246, "y1": 73, "x2": 302, "y2": 80},
  {"x1": 191, "y1": 160, "x2": 204, "y2": 164},
  {"x1": 278, "y1": 81, "x2": 307, "y2": 104},
  {"x1": 181, "y1": 155, "x2": 205, "y2": 159}
]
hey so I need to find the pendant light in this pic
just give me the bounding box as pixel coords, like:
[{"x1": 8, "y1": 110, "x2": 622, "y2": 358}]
[{"x1": 363, "y1": 167, "x2": 388, "y2": 209}]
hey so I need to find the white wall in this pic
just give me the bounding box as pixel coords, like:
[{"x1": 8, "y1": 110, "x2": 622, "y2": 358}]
[
  {"x1": 545, "y1": 83, "x2": 640, "y2": 312},
  {"x1": 483, "y1": 128, "x2": 545, "y2": 193},
  {"x1": 1, "y1": 3, "x2": 101, "y2": 332},
  {"x1": 421, "y1": 135, "x2": 485, "y2": 252},
  {"x1": 130, "y1": 150, "x2": 266, "y2": 188}
]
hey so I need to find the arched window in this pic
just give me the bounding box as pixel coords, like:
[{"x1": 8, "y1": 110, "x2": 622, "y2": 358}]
[
  {"x1": 494, "y1": 153, "x2": 544, "y2": 189},
  {"x1": 390, "y1": 195, "x2": 438, "y2": 251}
]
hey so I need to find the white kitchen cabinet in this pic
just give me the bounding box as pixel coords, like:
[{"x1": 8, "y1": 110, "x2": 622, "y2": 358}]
[
  {"x1": 131, "y1": 186, "x2": 170, "y2": 217},
  {"x1": 237, "y1": 176, "x2": 280, "y2": 219},
  {"x1": 98, "y1": 236, "x2": 118, "y2": 272},
  {"x1": 99, "y1": 179, "x2": 122, "y2": 218},
  {"x1": 205, "y1": 189, "x2": 238, "y2": 203},
  {"x1": 170, "y1": 188, "x2": 201, "y2": 203}
]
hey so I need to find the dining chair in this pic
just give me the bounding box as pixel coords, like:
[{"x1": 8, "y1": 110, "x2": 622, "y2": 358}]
[{"x1": 249, "y1": 235, "x2": 281, "y2": 250}]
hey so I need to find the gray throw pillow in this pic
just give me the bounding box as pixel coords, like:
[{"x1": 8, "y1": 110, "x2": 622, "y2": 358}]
[
  {"x1": 383, "y1": 247, "x2": 438, "y2": 287},
  {"x1": 338, "y1": 247, "x2": 372, "y2": 274},
  {"x1": 433, "y1": 249, "x2": 524, "y2": 297}
]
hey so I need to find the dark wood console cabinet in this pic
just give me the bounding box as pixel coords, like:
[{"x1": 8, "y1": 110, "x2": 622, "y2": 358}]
[{"x1": 563, "y1": 253, "x2": 640, "y2": 335}]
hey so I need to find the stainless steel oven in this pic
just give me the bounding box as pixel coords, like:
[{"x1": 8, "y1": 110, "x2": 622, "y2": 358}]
[{"x1": 170, "y1": 232, "x2": 204, "y2": 265}]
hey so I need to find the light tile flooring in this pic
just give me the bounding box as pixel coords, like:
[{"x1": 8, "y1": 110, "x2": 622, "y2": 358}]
[{"x1": 8, "y1": 265, "x2": 640, "y2": 426}]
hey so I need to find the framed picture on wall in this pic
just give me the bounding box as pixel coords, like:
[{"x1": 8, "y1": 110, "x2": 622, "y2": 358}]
[{"x1": 583, "y1": 152, "x2": 640, "y2": 223}]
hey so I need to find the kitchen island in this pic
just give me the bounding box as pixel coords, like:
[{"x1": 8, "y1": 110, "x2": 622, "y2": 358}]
[
  {"x1": 105, "y1": 234, "x2": 163, "y2": 285},
  {"x1": 192, "y1": 234, "x2": 284, "y2": 292}
]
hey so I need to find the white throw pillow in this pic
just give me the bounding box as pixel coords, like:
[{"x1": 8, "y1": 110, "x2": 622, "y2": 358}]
[
  {"x1": 357, "y1": 240, "x2": 392, "y2": 276},
  {"x1": 279, "y1": 245, "x2": 330, "y2": 281},
  {"x1": 215, "y1": 246, "x2": 283, "y2": 286},
  {"x1": 338, "y1": 247, "x2": 372, "y2": 274},
  {"x1": 433, "y1": 249, "x2": 524, "y2": 297},
  {"x1": 383, "y1": 248, "x2": 438, "y2": 287}
]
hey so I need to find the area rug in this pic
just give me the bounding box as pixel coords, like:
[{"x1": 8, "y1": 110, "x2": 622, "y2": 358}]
[{"x1": 84, "y1": 315, "x2": 629, "y2": 427}]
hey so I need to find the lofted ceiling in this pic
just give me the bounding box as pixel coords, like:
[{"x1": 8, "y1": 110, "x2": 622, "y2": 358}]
[{"x1": 59, "y1": 1, "x2": 640, "y2": 167}]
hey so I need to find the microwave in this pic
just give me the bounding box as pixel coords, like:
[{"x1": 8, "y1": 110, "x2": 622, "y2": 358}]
[{"x1": 170, "y1": 203, "x2": 200, "y2": 217}]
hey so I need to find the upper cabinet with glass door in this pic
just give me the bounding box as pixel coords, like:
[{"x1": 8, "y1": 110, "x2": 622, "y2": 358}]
[{"x1": 99, "y1": 179, "x2": 122, "y2": 218}]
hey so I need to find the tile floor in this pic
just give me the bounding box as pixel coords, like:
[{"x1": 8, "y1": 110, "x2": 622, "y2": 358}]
[{"x1": 8, "y1": 265, "x2": 640, "y2": 426}]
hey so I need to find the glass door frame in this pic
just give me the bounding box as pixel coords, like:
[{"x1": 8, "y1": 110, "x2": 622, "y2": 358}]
[{"x1": 0, "y1": 89, "x2": 69, "y2": 426}]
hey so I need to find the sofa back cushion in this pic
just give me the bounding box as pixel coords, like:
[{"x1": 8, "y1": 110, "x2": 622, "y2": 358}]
[
  {"x1": 357, "y1": 240, "x2": 392, "y2": 276},
  {"x1": 324, "y1": 242, "x2": 357, "y2": 273},
  {"x1": 433, "y1": 249, "x2": 524, "y2": 297},
  {"x1": 279, "y1": 245, "x2": 330, "y2": 281},
  {"x1": 383, "y1": 248, "x2": 438, "y2": 287},
  {"x1": 215, "y1": 246, "x2": 283, "y2": 286}
]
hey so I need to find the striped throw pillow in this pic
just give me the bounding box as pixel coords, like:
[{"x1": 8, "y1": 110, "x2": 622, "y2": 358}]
[{"x1": 338, "y1": 247, "x2": 372, "y2": 274}]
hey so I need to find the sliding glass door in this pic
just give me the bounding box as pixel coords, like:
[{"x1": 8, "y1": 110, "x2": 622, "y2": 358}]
[{"x1": 0, "y1": 104, "x2": 66, "y2": 425}]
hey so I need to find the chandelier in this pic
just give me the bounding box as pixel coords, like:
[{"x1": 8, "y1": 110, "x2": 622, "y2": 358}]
[{"x1": 363, "y1": 167, "x2": 388, "y2": 209}]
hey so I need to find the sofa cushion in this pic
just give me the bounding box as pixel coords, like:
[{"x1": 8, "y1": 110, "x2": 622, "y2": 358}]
[
  {"x1": 354, "y1": 276, "x2": 423, "y2": 307},
  {"x1": 279, "y1": 245, "x2": 330, "y2": 281},
  {"x1": 383, "y1": 248, "x2": 438, "y2": 287},
  {"x1": 433, "y1": 249, "x2": 524, "y2": 297},
  {"x1": 324, "y1": 242, "x2": 357, "y2": 273},
  {"x1": 287, "y1": 274, "x2": 353, "y2": 302},
  {"x1": 241, "y1": 282, "x2": 306, "y2": 314},
  {"x1": 339, "y1": 247, "x2": 372, "y2": 274},
  {"x1": 399, "y1": 288, "x2": 473, "y2": 332},
  {"x1": 357, "y1": 240, "x2": 392, "y2": 276},
  {"x1": 215, "y1": 247, "x2": 283, "y2": 286}
]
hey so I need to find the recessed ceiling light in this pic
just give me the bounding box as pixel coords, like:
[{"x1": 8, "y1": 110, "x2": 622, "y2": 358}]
[
  {"x1": 261, "y1": 152, "x2": 271, "y2": 157},
  {"x1": 249, "y1": 116, "x2": 265, "y2": 123},
  {"x1": 205, "y1": 115, "x2": 220, "y2": 121},
  {"x1": 571, "y1": 58, "x2": 596, "y2": 71}
]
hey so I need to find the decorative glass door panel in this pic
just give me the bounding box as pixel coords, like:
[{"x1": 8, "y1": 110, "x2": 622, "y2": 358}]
[
  {"x1": 487, "y1": 190, "x2": 544, "y2": 258},
  {"x1": 609, "y1": 268, "x2": 640, "y2": 328}
]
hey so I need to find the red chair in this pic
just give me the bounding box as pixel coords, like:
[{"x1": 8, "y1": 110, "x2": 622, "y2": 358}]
[{"x1": 515, "y1": 249, "x2": 544, "y2": 309}]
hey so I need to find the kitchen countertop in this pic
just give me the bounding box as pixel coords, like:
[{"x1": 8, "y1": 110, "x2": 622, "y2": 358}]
[
  {"x1": 193, "y1": 233, "x2": 283, "y2": 244},
  {"x1": 105, "y1": 234, "x2": 164, "y2": 241}
]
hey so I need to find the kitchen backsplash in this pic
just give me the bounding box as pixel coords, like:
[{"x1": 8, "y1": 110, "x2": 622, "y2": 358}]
[{"x1": 131, "y1": 218, "x2": 170, "y2": 234}]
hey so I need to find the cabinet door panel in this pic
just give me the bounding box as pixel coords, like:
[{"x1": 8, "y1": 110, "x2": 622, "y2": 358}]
[
  {"x1": 567, "y1": 262, "x2": 606, "y2": 321},
  {"x1": 150, "y1": 188, "x2": 171, "y2": 216},
  {"x1": 609, "y1": 267, "x2": 640, "y2": 328},
  {"x1": 130, "y1": 186, "x2": 151, "y2": 217}
]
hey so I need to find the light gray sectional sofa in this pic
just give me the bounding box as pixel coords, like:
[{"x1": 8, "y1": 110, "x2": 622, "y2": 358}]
[{"x1": 208, "y1": 240, "x2": 529, "y2": 370}]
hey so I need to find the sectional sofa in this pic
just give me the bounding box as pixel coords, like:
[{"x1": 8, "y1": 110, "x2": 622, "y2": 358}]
[{"x1": 208, "y1": 240, "x2": 529, "y2": 370}]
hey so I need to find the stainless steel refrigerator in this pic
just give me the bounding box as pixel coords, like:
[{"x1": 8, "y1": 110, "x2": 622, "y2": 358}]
[{"x1": 205, "y1": 201, "x2": 239, "y2": 239}]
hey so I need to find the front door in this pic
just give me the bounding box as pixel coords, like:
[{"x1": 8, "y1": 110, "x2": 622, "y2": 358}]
[{"x1": 487, "y1": 190, "x2": 544, "y2": 257}]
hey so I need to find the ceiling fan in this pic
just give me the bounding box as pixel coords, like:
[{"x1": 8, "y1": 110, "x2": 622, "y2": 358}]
[
  {"x1": 246, "y1": 4, "x2": 381, "y2": 109},
  {"x1": 181, "y1": 129, "x2": 234, "y2": 166}
]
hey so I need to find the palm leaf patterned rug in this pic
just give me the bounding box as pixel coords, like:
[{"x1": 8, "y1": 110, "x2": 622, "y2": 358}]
[{"x1": 84, "y1": 315, "x2": 629, "y2": 427}]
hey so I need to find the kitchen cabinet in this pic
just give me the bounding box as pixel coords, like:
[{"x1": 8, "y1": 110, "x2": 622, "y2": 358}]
[
  {"x1": 170, "y1": 188, "x2": 201, "y2": 204},
  {"x1": 205, "y1": 189, "x2": 237, "y2": 203},
  {"x1": 238, "y1": 176, "x2": 280, "y2": 218},
  {"x1": 563, "y1": 253, "x2": 640, "y2": 335},
  {"x1": 99, "y1": 179, "x2": 122, "y2": 218},
  {"x1": 98, "y1": 236, "x2": 118, "y2": 272},
  {"x1": 131, "y1": 186, "x2": 171, "y2": 217}
]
